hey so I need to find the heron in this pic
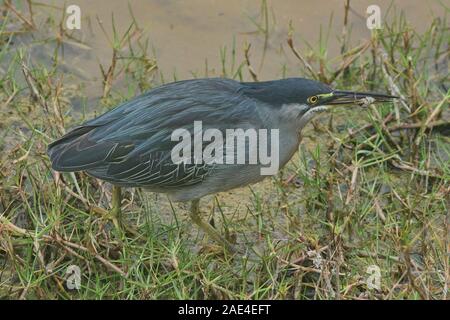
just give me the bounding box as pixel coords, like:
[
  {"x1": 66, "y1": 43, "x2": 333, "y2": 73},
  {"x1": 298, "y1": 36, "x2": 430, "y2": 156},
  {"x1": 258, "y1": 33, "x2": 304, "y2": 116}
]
[{"x1": 48, "y1": 77, "x2": 396, "y2": 251}]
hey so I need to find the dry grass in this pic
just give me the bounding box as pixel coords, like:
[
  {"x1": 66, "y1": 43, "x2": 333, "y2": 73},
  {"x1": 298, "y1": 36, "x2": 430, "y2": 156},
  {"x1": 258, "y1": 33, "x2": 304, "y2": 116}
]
[{"x1": 0, "y1": 1, "x2": 449, "y2": 299}]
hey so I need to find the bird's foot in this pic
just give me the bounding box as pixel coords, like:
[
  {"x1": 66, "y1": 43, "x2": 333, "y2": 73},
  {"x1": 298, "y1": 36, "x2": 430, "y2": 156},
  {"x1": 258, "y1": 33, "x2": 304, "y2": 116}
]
[{"x1": 90, "y1": 200, "x2": 138, "y2": 239}]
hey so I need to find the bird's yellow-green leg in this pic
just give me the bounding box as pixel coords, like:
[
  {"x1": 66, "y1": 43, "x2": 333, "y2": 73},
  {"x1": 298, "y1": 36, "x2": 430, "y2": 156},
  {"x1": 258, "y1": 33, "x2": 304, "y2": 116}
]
[
  {"x1": 189, "y1": 199, "x2": 235, "y2": 253},
  {"x1": 110, "y1": 185, "x2": 123, "y2": 232},
  {"x1": 109, "y1": 185, "x2": 139, "y2": 237}
]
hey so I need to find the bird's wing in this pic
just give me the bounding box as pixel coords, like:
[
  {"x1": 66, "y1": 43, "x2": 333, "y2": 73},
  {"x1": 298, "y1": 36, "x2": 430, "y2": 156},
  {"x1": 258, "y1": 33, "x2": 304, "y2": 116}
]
[{"x1": 48, "y1": 78, "x2": 267, "y2": 188}]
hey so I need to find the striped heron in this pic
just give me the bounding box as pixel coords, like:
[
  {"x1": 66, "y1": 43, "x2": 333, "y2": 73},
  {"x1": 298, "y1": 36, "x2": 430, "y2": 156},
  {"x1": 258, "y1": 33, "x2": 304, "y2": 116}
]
[{"x1": 48, "y1": 78, "x2": 396, "y2": 251}]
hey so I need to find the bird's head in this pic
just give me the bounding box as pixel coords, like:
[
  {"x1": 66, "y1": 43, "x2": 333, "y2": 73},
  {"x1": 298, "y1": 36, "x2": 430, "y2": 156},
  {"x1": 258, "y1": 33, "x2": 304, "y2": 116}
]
[
  {"x1": 242, "y1": 78, "x2": 398, "y2": 130},
  {"x1": 298, "y1": 82, "x2": 398, "y2": 128}
]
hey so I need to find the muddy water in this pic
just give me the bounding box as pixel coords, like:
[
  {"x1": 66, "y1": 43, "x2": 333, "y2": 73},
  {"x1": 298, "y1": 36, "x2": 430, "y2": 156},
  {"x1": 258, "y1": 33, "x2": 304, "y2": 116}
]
[{"x1": 38, "y1": 0, "x2": 445, "y2": 87}]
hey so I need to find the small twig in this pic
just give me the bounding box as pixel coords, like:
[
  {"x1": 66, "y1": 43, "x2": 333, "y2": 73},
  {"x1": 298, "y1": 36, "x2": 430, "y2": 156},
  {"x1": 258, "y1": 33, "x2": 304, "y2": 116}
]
[
  {"x1": 390, "y1": 159, "x2": 443, "y2": 179},
  {"x1": 3, "y1": 89, "x2": 18, "y2": 109},
  {"x1": 356, "y1": 251, "x2": 400, "y2": 263},
  {"x1": 373, "y1": 198, "x2": 386, "y2": 223},
  {"x1": 345, "y1": 165, "x2": 359, "y2": 205},
  {"x1": 403, "y1": 248, "x2": 428, "y2": 299},
  {"x1": 4, "y1": 0, "x2": 35, "y2": 29},
  {"x1": 388, "y1": 120, "x2": 448, "y2": 132},
  {"x1": 378, "y1": 49, "x2": 411, "y2": 114},
  {"x1": 54, "y1": 234, "x2": 127, "y2": 277},
  {"x1": 26, "y1": 0, "x2": 35, "y2": 27},
  {"x1": 341, "y1": 0, "x2": 350, "y2": 55},
  {"x1": 331, "y1": 41, "x2": 371, "y2": 83},
  {"x1": 415, "y1": 96, "x2": 449, "y2": 146},
  {"x1": 0, "y1": 217, "x2": 127, "y2": 277},
  {"x1": 21, "y1": 62, "x2": 50, "y2": 114},
  {"x1": 244, "y1": 43, "x2": 258, "y2": 82},
  {"x1": 101, "y1": 49, "x2": 118, "y2": 98},
  {"x1": 287, "y1": 33, "x2": 318, "y2": 80}
]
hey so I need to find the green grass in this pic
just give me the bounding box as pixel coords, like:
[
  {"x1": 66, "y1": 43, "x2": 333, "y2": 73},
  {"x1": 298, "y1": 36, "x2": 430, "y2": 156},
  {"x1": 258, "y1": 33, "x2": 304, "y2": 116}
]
[{"x1": 0, "y1": 1, "x2": 449, "y2": 299}]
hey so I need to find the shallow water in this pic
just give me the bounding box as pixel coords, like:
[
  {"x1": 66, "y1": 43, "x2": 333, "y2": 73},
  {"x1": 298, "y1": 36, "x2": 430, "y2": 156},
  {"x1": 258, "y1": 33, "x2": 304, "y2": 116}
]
[{"x1": 36, "y1": 0, "x2": 445, "y2": 87}]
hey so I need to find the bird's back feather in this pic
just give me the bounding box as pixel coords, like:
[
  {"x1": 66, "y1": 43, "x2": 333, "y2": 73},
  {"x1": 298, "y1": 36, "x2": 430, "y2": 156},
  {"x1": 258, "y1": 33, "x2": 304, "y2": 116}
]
[{"x1": 48, "y1": 78, "x2": 267, "y2": 189}]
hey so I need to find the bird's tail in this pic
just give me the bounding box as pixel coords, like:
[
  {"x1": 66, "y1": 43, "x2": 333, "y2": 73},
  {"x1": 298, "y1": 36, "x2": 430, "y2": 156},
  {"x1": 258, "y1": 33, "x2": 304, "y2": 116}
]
[{"x1": 47, "y1": 125, "x2": 104, "y2": 172}]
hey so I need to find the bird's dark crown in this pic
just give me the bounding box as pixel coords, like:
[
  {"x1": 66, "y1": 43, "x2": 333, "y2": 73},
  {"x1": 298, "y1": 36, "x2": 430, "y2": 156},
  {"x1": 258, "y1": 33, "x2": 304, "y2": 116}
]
[{"x1": 240, "y1": 78, "x2": 332, "y2": 106}]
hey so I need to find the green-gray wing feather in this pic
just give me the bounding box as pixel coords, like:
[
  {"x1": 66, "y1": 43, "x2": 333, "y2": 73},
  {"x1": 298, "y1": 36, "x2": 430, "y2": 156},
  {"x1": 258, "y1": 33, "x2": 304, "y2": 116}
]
[{"x1": 48, "y1": 78, "x2": 265, "y2": 188}]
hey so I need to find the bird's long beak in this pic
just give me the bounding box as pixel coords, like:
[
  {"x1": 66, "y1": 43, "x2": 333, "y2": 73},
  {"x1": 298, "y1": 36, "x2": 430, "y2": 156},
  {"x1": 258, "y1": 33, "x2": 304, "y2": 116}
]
[{"x1": 321, "y1": 90, "x2": 398, "y2": 106}]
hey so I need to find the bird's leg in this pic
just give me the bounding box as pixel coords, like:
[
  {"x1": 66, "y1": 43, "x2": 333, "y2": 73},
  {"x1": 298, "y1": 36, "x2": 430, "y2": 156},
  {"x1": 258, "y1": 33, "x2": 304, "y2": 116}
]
[
  {"x1": 109, "y1": 185, "x2": 139, "y2": 237},
  {"x1": 189, "y1": 199, "x2": 235, "y2": 253},
  {"x1": 110, "y1": 185, "x2": 123, "y2": 231}
]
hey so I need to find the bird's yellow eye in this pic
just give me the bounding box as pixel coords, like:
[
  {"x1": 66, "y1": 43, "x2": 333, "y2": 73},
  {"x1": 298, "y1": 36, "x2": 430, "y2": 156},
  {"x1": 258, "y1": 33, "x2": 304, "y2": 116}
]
[{"x1": 308, "y1": 96, "x2": 318, "y2": 104}]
